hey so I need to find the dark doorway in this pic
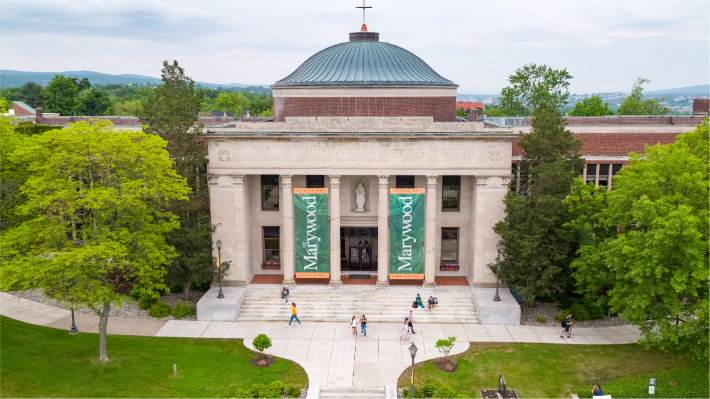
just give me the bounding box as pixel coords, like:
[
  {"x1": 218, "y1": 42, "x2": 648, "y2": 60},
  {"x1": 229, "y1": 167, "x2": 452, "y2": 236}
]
[{"x1": 340, "y1": 227, "x2": 378, "y2": 272}]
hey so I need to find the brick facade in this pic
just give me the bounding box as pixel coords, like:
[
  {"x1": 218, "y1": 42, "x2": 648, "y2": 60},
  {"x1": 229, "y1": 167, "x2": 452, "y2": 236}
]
[
  {"x1": 273, "y1": 96, "x2": 456, "y2": 122},
  {"x1": 519, "y1": 116, "x2": 705, "y2": 126},
  {"x1": 512, "y1": 132, "x2": 680, "y2": 155}
]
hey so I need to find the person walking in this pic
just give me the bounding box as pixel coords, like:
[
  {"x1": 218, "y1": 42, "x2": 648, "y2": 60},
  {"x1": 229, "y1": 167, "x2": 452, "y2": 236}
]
[
  {"x1": 350, "y1": 316, "x2": 358, "y2": 339},
  {"x1": 360, "y1": 315, "x2": 368, "y2": 339},
  {"x1": 286, "y1": 302, "x2": 301, "y2": 327},
  {"x1": 407, "y1": 310, "x2": 416, "y2": 334},
  {"x1": 561, "y1": 313, "x2": 573, "y2": 338},
  {"x1": 281, "y1": 286, "x2": 289, "y2": 304},
  {"x1": 400, "y1": 318, "x2": 413, "y2": 345},
  {"x1": 414, "y1": 294, "x2": 424, "y2": 309}
]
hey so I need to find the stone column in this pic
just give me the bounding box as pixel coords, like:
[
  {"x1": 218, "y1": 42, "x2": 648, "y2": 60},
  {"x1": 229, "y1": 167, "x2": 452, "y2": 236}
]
[
  {"x1": 329, "y1": 175, "x2": 343, "y2": 287},
  {"x1": 423, "y1": 175, "x2": 438, "y2": 288},
  {"x1": 281, "y1": 175, "x2": 296, "y2": 286},
  {"x1": 470, "y1": 175, "x2": 508, "y2": 286},
  {"x1": 231, "y1": 174, "x2": 251, "y2": 286},
  {"x1": 376, "y1": 175, "x2": 390, "y2": 287}
]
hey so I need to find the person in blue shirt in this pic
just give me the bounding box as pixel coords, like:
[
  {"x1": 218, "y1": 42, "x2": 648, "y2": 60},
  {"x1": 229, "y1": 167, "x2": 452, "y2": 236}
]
[{"x1": 592, "y1": 384, "x2": 604, "y2": 396}]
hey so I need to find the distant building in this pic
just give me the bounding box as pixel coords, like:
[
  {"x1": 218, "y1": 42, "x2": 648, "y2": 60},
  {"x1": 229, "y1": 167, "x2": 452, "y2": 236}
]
[
  {"x1": 12, "y1": 101, "x2": 36, "y2": 116},
  {"x1": 241, "y1": 110, "x2": 250, "y2": 117},
  {"x1": 482, "y1": 96, "x2": 493, "y2": 105},
  {"x1": 455, "y1": 101, "x2": 483, "y2": 111}
]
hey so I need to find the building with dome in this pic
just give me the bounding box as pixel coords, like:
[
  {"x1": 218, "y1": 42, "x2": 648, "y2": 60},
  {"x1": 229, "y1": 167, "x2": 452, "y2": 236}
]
[{"x1": 204, "y1": 26, "x2": 517, "y2": 294}]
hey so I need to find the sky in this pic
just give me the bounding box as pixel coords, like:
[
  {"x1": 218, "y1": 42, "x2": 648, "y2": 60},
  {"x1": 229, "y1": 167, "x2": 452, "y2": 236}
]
[{"x1": 1, "y1": 0, "x2": 708, "y2": 94}]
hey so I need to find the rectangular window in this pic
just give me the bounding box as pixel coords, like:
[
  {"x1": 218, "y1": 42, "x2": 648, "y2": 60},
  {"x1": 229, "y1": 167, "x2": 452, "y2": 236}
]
[
  {"x1": 263, "y1": 226, "x2": 280, "y2": 264},
  {"x1": 612, "y1": 164, "x2": 623, "y2": 176},
  {"x1": 598, "y1": 164, "x2": 610, "y2": 188},
  {"x1": 261, "y1": 175, "x2": 279, "y2": 210},
  {"x1": 396, "y1": 175, "x2": 415, "y2": 188},
  {"x1": 585, "y1": 164, "x2": 597, "y2": 184},
  {"x1": 441, "y1": 228, "x2": 459, "y2": 266},
  {"x1": 442, "y1": 176, "x2": 461, "y2": 211},
  {"x1": 306, "y1": 175, "x2": 325, "y2": 188}
]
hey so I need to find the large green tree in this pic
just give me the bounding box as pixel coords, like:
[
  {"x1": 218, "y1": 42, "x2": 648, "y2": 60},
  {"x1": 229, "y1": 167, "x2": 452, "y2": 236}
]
[
  {"x1": 568, "y1": 95, "x2": 614, "y2": 116},
  {"x1": 42, "y1": 74, "x2": 81, "y2": 115},
  {"x1": 0, "y1": 99, "x2": 30, "y2": 231},
  {"x1": 499, "y1": 63, "x2": 573, "y2": 114},
  {"x1": 492, "y1": 104, "x2": 585, "y2": 305},
  {"x1": 618, "y1": 77, "x2": 669, "y2": 115},
  {"x1": 565, "y1": 120, "x2": 709, "y2": 359},
  {"x1": 82, "y1": 89, "x2": 112, "y2": 116},
  {"x1": 141, "y1": 61, "x2": 214, "y2": 299},
  {"x1": 19, "y1": 82, "x2": 44, "y2": 108},
  {"x1": 1, "y1": 120, "x2": 188, "y2": 361}
]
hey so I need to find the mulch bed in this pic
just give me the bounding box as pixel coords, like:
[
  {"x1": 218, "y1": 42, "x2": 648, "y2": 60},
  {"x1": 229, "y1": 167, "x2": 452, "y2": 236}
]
[
  {"x1": 480, "y1": 389, "x2": 519, "y2": 398},
  {"x1": 434, "y1": 358, "x2": 458, "y2": 373},
  {"x1": 249, "y1": 355, "x2": 275, "y2": 368}
]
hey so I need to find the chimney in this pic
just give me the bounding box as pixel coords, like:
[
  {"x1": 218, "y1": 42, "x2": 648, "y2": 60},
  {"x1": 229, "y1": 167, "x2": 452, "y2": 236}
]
[
  {"x1": 467, "y1": 107, "x2": 480, "y2": 122},
  {"x1": 36, "y1": 107, "x2": 43, "y2": 124}
]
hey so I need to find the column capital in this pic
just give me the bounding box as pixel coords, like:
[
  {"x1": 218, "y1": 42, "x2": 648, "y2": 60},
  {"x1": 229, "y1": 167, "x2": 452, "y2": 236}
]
[
  {"x1": 426, "y1": 175, "x2": 438, "y2": 187},
  {"x1": 208, "y1": 174, "x2": 220, "y2": 186},
  {"x1": 230, "y1": 174, "x2": 245, "y2": 187},
  {"x1": 499, "y1": 175, "x2": 512, "y2": 187},
  {"x1": 329, "y1": 175, "x2": 341, "y2": 188},
  {"x1": 475, "y1": 176, "x2": 488, "y2": 187},
  {"x1": 281, "y1": 175, "x2": 293, "y2": 187},
  {"x1": 377, "y1": 175, "x2": 389, "y2": 188}
]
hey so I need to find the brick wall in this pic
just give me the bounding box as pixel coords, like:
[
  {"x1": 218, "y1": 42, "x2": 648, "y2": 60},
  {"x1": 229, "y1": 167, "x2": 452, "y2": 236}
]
[
  {"x1": 519, "y1": 116, "x2": 705, "y2": 126},
  {"x1": 273, "y1": 96, "x2": 456, "y2": 122},
  {"x1": 512, "y1": 133, "x2": 680, "y2": 155}
]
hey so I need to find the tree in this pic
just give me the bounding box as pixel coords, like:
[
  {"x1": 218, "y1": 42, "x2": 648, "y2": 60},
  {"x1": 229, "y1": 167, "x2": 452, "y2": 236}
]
[
  {"x1": 141, "y1": 61, "x2": 213, "y2": 300},
  {"x1": 568, "y1": 95, "x2": 614, "y2": 116},
  {"x1": 435, "y1": 336, "x2": 457, "y2": 361},
  {"x1": 43, "y1": 74, "x2": 81, "y2": 116},
  {"x1": 0, "y1": 99, "x2": 30, "y2": 232},
  {"x1": 109, "y1": 99, "x2": 144, "y2": 116},
  {"x1": 565, "y1": 120, "x2": 709, "y2": 360},
  {"x1": 492, "y1": 104, "x2": 585, "y2": 305},
  {"x1": 82, "y1": 89, "x2": 111, "y2": 116},
  {"x1": 618, "y1": 78, "x2": 669, "y2": 115},
  {"x1": 499, "y1": 63, "x2": 573, "y2": 114},
  {"x1": 19, "y1": 82, "x2": 43, "y2": 108},
  {"x1": 252, "y1": 333, "x2": 272, "y2": 363},
  {"x1": 0, "y1": 120, "x2": 188, "y2": 361},
  {"x1": 215, "y1": 92, "x2": 250, "y2": 114}
]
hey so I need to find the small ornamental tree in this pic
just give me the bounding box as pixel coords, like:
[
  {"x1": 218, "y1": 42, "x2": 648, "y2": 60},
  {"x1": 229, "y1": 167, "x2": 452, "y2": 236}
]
[
  {"x1": 435, "y1": 336, "x2": 457, "y2": 361},
  {"x1": 252, "y1": 334, "x2": 272, "y2": 362},
  {"x1": 0, "y1": 120, "x2": 189, "y2": 361}
]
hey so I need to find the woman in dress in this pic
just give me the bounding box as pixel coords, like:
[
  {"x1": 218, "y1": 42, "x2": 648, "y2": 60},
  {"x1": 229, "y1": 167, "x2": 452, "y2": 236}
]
[
  {"x1": 400, "y1": 318, "x2": 412, "y2": 345},
  {"x1": 350, "y1": 316, "x2": 358, "y2": 339}
]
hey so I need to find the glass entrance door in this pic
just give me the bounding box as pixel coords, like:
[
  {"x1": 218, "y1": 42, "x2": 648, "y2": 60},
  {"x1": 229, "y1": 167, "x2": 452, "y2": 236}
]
[{"x1": 340, "y1": 227, "x2": 378, "y2": 272}]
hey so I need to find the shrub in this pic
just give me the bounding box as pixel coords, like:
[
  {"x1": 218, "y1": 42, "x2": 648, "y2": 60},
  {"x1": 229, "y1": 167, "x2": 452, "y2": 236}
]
[
  {"x1": 580, "y1": 298, "x2": 605, "y2": 320},
  {"x1": 129, "y1": 290, "x2": 141, "y2": 301},
  {"x1": 286, "y1": 385, "x2": 301, "y2": 398},
  {"x1": 559, "y1": 296, "x2": 575, "y2": 309},
  {"x1": 436, "y1": 385, "x2": 457, "y2": 398},
  {"x1": 147, "y1": 301, "x2": 172, "y2": 318},
  {"x1": 402, "y1": 387, "x2": 425, "y2": 398},
  {"x1": 554, "y1": 310, "x2": 568, "y2": 324},
  {"x1": 569, "y1": 303, "x2": 590, "y2": 322},
  {"x1": 172, "y1": 301, "x2": 196, "y2": 319},
  {"x1": 265, "y1": 381, "x2": 286, "y2": 398},
  {"x1": 233, "y1": 387, "x2": 252, "y2": 398},
  {"x1": 190, "y1": 279, "x2": 211, "y2": 292},
  {"x1": 168, "y1": 283, "x2": 183, "y2": 294},
  {"x1": 249, "y1": 383, "x2": 266, "y2": 398},
  {"x1": 536, "y1": 316, "x2": 547, "y2": 324},
  {"x1": 423, "y1": 380, "x2": 437, "y2": 397},
  {"x1": 138, "y1": 294, "x2": 157, "y2": 310}
]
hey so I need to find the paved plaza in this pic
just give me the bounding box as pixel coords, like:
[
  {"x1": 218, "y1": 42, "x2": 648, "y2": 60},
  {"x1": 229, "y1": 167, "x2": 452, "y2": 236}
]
[{"x1": 0, "y1": 292, "x2": 643, "y2": 387}]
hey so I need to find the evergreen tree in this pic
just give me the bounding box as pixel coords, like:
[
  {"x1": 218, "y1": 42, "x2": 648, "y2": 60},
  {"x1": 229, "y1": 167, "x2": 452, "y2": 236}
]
[
  {"x1": 141, "y1": 61, "x2": 214, "y2": 299},
  {"x1": 492, "y1": 103, "x2": 585, "y2": 305}
]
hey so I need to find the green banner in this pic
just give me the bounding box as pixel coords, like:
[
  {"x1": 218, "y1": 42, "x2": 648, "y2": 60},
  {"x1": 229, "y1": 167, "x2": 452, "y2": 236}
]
[
  {"x1": 389, "y1": 188, "x2": 425, "y2": 279},
  {"x1": 294, "y1": 188, "x2": 329, "y2": 278}
]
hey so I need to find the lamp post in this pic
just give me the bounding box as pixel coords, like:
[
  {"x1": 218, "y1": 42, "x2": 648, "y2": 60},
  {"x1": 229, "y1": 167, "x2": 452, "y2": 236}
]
[
  {"x1": 216, "y1": 239, "x2": 224, "y2": 299},
  {"x1": 408, "y1": 343, "x2": 418, "y2": 399},
  {"x1": 494, "y1": 241, "x2": 502, "y2": 302},
  {"x1": 69, "y1": 306, "x2": 78, "y2": 334}
]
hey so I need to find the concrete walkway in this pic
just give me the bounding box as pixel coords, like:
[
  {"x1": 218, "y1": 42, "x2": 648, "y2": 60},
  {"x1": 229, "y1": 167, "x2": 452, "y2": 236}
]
[{"x1": 0, "y1": 292, "x2": 643, "y2": 388}]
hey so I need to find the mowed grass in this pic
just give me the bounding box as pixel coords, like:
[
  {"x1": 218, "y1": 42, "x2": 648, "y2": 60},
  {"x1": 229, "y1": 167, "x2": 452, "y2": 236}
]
[
  {"x1": 398, "y1": 342, "x2": 699, "y2": 398},
  {"x1": 0, "y1": 316, "x2": 307, "y2": 398}
]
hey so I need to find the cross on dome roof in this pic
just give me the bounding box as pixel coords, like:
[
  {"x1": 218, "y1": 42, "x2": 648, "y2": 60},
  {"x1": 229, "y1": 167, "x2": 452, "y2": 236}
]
[{"x1": 355, "y1": 0, "x2": 372, "y2": 31}]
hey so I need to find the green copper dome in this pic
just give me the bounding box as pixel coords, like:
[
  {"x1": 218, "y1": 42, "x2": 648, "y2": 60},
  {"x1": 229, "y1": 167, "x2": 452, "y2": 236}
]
[{"x1": 273, "y1": 31, "x2": 456, "y2": 87}]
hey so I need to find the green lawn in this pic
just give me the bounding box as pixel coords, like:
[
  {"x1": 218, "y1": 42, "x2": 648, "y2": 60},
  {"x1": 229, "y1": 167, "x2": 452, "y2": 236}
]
[
  {"x1": 0, "y1": 316, "x2": 307, "y2": 398},
  {"x1": 398, "y1": 342, "x2": 707, "y2": 398}
]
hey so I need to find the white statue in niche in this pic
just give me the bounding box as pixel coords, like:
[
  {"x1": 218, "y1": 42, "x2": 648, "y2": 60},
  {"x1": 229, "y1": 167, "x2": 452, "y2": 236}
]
[{"x1": 354, "y1": 182, "x2": 366, "y2": 212}]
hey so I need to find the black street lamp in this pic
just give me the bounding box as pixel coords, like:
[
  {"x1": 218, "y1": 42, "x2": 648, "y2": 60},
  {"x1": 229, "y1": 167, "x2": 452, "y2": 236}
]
[
  {"x1": 408, "y1": 343, "x2": 418, "y2": 399},
  {"x1": 69, "y1": 306, "x2": 78, "y2": 334},
  {"x1": 216, "y1": 239, "x2": 224, "y2": 299},
  {"x1": 494, "y1": 241, "x2": 502, "y2": 302}
]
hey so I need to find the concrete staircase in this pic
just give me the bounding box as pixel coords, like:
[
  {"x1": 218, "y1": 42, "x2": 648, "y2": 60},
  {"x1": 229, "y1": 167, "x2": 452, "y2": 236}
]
[
  {"x1": 237, "y1": 285, "x2": 478, "y2": 324},
  {"x1": 318, "y1": 386, "x2": 386, "y2": 399}
]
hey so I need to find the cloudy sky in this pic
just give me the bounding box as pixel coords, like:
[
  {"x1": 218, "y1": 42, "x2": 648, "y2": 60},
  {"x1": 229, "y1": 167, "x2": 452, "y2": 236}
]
[{"x1": 1, "y1": 0, "x2": 708, "y2": 93}]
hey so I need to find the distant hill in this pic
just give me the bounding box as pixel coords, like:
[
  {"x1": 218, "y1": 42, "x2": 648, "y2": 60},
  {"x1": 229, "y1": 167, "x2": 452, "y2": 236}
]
[
  {"x1": 0, "y1": 70, "x2": 269, "y2": 90},
  {"x1": 645, "y1": 84, "x2": 709, "y2": 96}
]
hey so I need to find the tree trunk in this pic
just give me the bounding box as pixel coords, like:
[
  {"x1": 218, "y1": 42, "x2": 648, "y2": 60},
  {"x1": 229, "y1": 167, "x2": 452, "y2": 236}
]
[
  {"x1": 183, "y1": 281, "x2": 192, "y2": 301},
  {"x1": 98, "y1": 301, "x2": 111, "y2": 362}
]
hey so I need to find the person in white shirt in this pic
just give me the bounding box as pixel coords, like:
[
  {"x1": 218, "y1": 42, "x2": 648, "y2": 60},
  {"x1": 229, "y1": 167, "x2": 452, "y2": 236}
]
[{"x1": 350, "y1": 316, "x2": 358, "y2": 339}]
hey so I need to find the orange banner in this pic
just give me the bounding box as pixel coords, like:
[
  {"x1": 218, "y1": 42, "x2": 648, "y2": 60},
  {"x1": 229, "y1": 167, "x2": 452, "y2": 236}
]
[
  {"x1": 389, "y1": 273, "x2": 424, "y2": 279},
  {"x1": 390, "y1": 188, "x2": 425, "y2": 194},
  {"x1": 296, "y1": 272, "x2": 330, "y2": 279},
  {"x1": 293, "y1": 188, "x2": 328, "y2": 194}
]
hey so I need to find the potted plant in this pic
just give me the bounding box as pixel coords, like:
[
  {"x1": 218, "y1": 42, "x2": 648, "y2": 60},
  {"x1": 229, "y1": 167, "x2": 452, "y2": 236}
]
[
  {"x1": 261, "y1": 262, "x2": 281, "y2": 269},
  {"x1": 439, "y1": 263, "x2": 459, "y2": 271}
]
